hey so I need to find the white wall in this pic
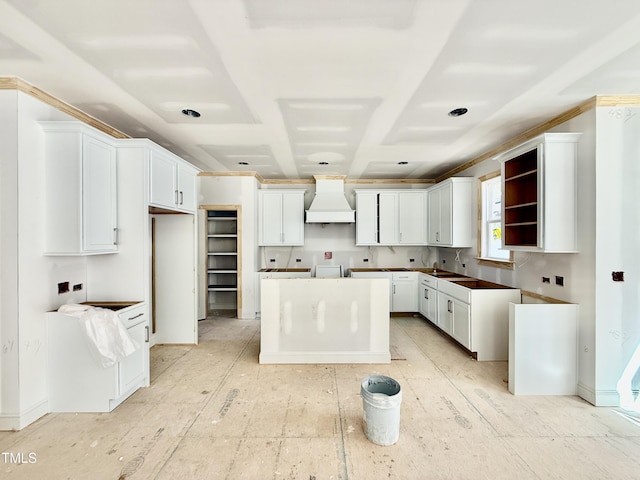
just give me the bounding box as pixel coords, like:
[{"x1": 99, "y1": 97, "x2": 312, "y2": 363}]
[
  {"x1": 199, "y1": 175, "x2": 259, "y2": 319},
  {"x1": 1, "y1": 91, "x2": 89, "y2": 429},
  {"x1": 593, "y1": 106, "x2": 640, "y2": 405}
]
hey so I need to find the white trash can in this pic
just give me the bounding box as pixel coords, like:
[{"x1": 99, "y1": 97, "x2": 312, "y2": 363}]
[{"x1": 361, "y1": 375, "x2": 402, "y2": 446}]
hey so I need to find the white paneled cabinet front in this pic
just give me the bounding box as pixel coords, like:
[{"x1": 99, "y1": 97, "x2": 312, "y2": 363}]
[
  {"x1": 47, "y1": 303, "x2": 149, "y2": 413},
  {"x1": 419, "y1": 274, "x2": 438, "y2": 321},
  {"x1": 355, "y1": 190, "x2": 427, "y2": 246},
  {"x1": 355, "y1": 191, "x2": 379, "y2": 245},
  {"x1": 427, "y1": 178, "x2": 472, "y2": 248},
  {"x1": 41, "y1": 122, "x2": 118, "y2": 255},
  {"x1": 391, "y1": 272, "x2": 419, "y2": 312},
  {"x1": 149, "y1": 149, "x2": 198, "y2": 213},
  {"x1": 258, "y1": 190, "x2": 305, "y2": 246}
]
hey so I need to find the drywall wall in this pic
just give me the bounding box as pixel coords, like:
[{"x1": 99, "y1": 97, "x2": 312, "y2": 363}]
[
  {"x1": 199, "y1": 175, "x2": 260, "y2": 318},
  {"x1": 0, "y1": 90, "x2": 89, "y2": 430}
]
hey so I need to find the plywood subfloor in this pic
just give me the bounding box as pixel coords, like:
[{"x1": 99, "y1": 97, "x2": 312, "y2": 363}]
[{"x1": 2, "y1": 316, "x2": 640, "y2": 479}]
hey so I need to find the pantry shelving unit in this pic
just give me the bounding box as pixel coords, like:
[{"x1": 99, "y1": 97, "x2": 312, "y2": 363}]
[{"x1": 206, "y1": 208, "x2": 240, "y2": 316}]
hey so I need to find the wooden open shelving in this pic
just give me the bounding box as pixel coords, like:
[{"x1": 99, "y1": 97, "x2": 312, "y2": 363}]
[{"x1": 502, "y1": 148, "x2": 539, "y2": 247}]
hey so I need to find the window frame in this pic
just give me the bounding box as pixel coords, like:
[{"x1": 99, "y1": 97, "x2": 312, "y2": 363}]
[{"x1": 476, "y1": 171, "x2": 515, "y2": 270}]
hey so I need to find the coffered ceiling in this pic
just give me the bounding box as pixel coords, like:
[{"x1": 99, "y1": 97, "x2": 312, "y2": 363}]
[{"x1": 2, "y1": 0, "x2": 640, "y2": 179}]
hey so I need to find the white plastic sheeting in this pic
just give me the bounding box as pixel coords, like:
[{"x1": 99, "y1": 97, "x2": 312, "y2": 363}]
[{"x1": 58, "y1": 304, "x2": 138, "y2": 368}]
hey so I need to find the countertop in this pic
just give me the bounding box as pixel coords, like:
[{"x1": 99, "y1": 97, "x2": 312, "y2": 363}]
[
  {"x1": 348, "y1": 267, "x2": 436, "y2": 273},
  {"x1": 259, "y1": 268, "x2": 311, "y2": 273}
]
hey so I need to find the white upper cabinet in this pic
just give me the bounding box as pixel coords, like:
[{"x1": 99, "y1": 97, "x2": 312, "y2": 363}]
[
  {"x1": 355, "y1": 190, "x2": 427, "y2": 246},
  {"x1": 355, "y1": 191, "x2": 379, "y2": 245},
  {"x1": 149, "y1": 148, "x2": 198, "y2": 213},
  {"x1": 258, "y1": 190, "x2": 305, "y2": 246},
  {"x1": 41, "y1": 122, "x2": 118, "y2": 255},
  {"x1": 427, "y1": 178, "x2": 473, "y2": 248},
  {"x1": 495, "y1": 132, "x2": 581, "y2": 253}
]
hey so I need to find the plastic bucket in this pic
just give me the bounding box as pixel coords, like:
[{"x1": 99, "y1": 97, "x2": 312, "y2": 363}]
[{"x1": 361, "y1": 375, "x2": 402, "y2": 446}]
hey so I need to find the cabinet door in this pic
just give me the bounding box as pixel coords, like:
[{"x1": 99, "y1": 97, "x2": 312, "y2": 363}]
[
  {"x1": 83, "y1": 135, "x2": 117, "y2": 252},
  {"x1": 426, "y1": 286, "x2": 438, "y2": 321},
  {"x1": 378, "y1": 192, "x2": 398, "y2": 244},
  {"x1": 282, "y1": 192, "x2": 304, "y2": 245},
  {"x1": 149, "y1": 151, "x2": 177, "y2": 209},
  {"x1": 437, "y1": 292, "x2": 453, "y2": 334},
  {"x1": 398, "y1": 191, "x2": 426, "y2": 244},
  {"x1": 355, "y1": 192, "x2": 379, "y2": 245},
  {"x1": 259, "y1": 192, "x2": 284, "y2": 245},
  {"x1": 438, "y1": 182, "x2": 453, "y2": 245},
  {"x1": 118, "y1": 322, "x2": 148, "y2": 396},
  {"x1": 177, "y1": 164, "x2": 197, "y2": 213},
  {"x1": 419, "y1": 285, "x2": 428, "y2": 317},
  {"x1": 392, "y1": 277, "x2": 418, "y2": 312},
  {"x1": 451, "y1": 298, "x2": 471, "y2": 349},
  {"x1": 427, "y1": 188, "x2": 441, "y2": 244}
]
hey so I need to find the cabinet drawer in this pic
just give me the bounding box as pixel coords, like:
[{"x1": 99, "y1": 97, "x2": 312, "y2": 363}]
[
  {"x1": 436, "y1": 280, "x2": 471, "y2": 304},
  {"x1": 118, "y1": 303, "x2": 147, "y2": 329},
  {"x1": 392, "y1": 272, "x2": 418, "y2": 281},
  {"x1": 420, "y1": 274, "x2": 437, "y2": 288}
]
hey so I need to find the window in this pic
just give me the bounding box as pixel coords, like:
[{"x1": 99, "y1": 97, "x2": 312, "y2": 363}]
[{"x1": 478, "y1": 173, "x2": 513, "y2": 267}]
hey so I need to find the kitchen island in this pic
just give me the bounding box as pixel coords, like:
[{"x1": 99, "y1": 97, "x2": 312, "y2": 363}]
[{"x1": 259, "y1": 277, "x2": 390, "y2": 364}]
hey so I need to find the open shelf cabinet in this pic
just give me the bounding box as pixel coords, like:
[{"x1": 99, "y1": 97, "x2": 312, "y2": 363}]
[
  {"x1": 206, "y1": 209, "x2": 239, "y2": 315},
  {"x1": 496, "y1": 132, "x2": 582, "y2": 253}
]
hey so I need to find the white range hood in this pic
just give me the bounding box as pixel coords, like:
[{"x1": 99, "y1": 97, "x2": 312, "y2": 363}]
[{"x1": 305, "y1": 175, "x2": 355, "y2": 223}]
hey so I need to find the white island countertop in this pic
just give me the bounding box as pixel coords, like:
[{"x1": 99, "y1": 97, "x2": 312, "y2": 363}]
[{"x1": 260, "y1": 277, "x2": 390, "y2": 364}]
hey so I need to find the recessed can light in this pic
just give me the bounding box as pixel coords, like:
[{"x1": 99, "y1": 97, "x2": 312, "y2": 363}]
[
  {"x1": 448, "y1": 107, "x2": 468, "y2": 117},
  {"x1": 181, "y1": 108, "x2": 201, "y2": 118},
  {"x1": 238, "y1": 161, "x2": 249, "y2": 166},
  {"x1": 398, "y1": 161, "x2": 408, "y2": 165}
]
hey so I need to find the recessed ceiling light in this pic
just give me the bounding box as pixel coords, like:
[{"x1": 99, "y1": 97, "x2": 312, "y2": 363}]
[
  {"x1": 448, "y1": 107, "x2": 468, "y2": 117},
  {"x1": 181, "y1": 108, "x2": 201, "y2": 118},
  {"x1": 398, "y1": 161, "x2": 408, "y2": 165},
  {"x1": 238, "y1": 161, "x2": 249, "y2": 166}
]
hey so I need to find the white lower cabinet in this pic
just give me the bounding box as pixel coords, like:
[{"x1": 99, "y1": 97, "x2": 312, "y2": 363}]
[
  {"x1": 419, "y1": 274, "x2": 438, "y2": 322},
  {"x1": 436, "y1": 278, "x2": 520, "y2": 361},
  {"x1": 391, "y1": 272, "x2": 418, "y2": 312},
  {"x1": 48, "y1": 303, "x2": 149, "y2": 412},
  {"x1": 436, "y1": 292, "x2": 470, "y2": 346}
]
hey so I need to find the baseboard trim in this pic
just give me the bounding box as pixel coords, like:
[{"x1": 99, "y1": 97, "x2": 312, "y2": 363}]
[{"x1": 0, "y1": 399, "x2": 49, "y2": 431}]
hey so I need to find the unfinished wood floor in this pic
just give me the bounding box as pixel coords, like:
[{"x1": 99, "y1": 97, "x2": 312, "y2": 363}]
[{"x1": 2, "y1": 315, "x2": 640, "y2": 479}]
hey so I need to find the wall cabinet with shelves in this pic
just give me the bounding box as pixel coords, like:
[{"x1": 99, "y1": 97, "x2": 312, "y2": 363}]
[{"x1": 497, "y1": 132, "x2": 581, "y2": 252}]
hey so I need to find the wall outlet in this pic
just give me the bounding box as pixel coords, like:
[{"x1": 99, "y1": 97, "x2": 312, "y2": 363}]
[
  {"x1": 295, "y1": 258, "x2": 301, "y2": 263},
  {"x1": 555, "y1": 275, "x2": 564, "y2": 287},
  {"x1": 73, "y1": 283, "x2": 83, "y2": 291},
  {"x1": 363, "y1": 258, "x2": 369, "y2": 262},
  {"x1": 57, "y1": 281, "x2": 69, "y2": 295},
  {"x1": 409, "y1": 258, "x2": 415, "y2": 262},
  {"x1": 612, "y1": 271, "x2": 624, "y2": 282},
  {"x1": 269, "y1": 258, "x2": 276, "y2": 263},
  {"x1": 542, "y1": 276, "x2": 550, "y2": 284}
]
